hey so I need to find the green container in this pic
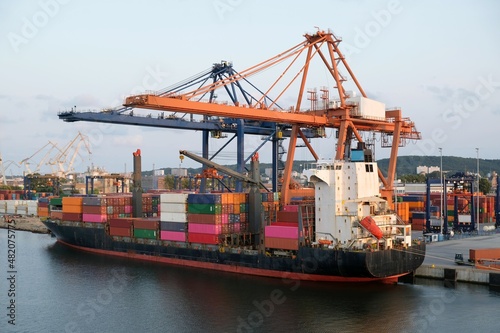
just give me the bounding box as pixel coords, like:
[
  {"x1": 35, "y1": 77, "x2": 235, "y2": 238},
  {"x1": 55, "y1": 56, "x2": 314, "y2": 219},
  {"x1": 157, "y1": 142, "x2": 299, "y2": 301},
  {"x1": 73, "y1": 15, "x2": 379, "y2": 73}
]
[
  {"x1": 188, "y1": 203, "x2": 222, "y2": 215},
  {"x1": 50, "y1": 197, "x2": 63, "y2": 206},
  {"x1": 133, "y1": 228, "x2": 157, "y2": 239},
  {"x1": 240, "y1": 203, "x2": 247, "y2": 213}
]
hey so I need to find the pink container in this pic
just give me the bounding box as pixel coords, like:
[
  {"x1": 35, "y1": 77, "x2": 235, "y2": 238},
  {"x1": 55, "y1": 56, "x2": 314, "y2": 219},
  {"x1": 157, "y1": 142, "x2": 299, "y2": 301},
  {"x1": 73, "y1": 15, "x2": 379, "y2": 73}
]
[
  {"x1": 160, "y1": 231, "x2": 186, "y2": 242},
  {"x1": 264, "y1": 225, "x2": 298, "y2": 239},
  {"x1": 283, "y1": 205, "x2": 299, "y2": 212},
  {"x1": 82, "y1": 213, "x2": 107, "y2": 223},
  {"x1": 124, "y1": 205, "x2": 132, "y2": 214},
  {"x1": 188, "y1": 223, "x2": 222, "y2": 234},
  {"x1": 221, "y1": 214, "x2": 229, "y2": 224}
]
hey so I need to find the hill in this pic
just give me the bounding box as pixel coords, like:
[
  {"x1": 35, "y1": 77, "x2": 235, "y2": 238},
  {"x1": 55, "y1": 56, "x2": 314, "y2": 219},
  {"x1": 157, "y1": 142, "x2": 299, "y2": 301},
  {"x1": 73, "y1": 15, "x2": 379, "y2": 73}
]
[
  {"x1": 143, "y1": 156, "x2": 500, "y2": 178},
  {"x1": 377, "y1": 156, "x2": 500, "y2": 177}
]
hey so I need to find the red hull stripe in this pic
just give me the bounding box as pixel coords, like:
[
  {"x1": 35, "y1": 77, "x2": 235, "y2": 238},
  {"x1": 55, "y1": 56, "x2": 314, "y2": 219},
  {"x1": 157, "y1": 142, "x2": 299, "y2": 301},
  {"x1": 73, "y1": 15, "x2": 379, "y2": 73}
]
[{"x1": 58, "y1": 240, "x2": 401, "y2": 283}]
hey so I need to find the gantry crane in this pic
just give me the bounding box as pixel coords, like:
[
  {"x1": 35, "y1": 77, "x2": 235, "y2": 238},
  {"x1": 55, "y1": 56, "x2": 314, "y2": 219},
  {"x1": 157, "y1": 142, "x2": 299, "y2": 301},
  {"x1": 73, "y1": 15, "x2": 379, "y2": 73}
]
[
  {"x1": 58, "y1": 60, "x2": 320, "y2": 192},
  {"x1": 124, "y1": 29, "x2": 421, "y2": 205}
]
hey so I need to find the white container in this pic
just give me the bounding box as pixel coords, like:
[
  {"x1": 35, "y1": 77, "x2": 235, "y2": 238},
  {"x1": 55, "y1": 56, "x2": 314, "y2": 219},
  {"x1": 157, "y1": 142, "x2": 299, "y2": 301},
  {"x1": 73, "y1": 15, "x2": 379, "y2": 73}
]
[
  {"x1": 346, "y1": 96, "x2": 386, "y2": 119},
  {"x1": 160, "y1": 203, "x2": 187, "y2": 214},
  {"x1": 160, "y1": 193, "x2": 190, "y2": 204},
  {"x1": 160, "y1": 212, "x2": 188, "y2": 223}
]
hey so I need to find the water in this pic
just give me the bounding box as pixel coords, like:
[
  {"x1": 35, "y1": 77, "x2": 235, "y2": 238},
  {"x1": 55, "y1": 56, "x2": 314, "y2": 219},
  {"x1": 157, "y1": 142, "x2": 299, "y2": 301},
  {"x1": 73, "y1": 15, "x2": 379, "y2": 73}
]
[{"x1": 1, "y1": 229, "x2": 499, "y2": 333}]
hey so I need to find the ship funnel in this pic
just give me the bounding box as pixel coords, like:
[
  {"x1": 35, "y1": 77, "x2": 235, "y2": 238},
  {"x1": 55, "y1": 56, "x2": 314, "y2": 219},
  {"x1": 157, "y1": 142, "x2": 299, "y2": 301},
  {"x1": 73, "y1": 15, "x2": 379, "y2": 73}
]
[{"x1": 132, "y1": 149, "x2": 143, "y2": 218}]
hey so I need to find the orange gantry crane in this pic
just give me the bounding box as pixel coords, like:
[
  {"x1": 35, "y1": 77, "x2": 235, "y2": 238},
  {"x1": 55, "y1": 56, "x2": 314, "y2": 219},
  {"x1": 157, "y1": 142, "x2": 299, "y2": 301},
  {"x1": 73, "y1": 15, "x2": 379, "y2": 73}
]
[{"x1": 124, "y1": 29, "x2": 421, "y2": 205}]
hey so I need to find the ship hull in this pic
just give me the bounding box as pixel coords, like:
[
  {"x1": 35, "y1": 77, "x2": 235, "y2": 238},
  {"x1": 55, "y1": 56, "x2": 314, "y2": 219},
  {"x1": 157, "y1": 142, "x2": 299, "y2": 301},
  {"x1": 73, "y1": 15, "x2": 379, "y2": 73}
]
[{"x1": 43, "y1": 220, "x2": 425, "y2": 283}]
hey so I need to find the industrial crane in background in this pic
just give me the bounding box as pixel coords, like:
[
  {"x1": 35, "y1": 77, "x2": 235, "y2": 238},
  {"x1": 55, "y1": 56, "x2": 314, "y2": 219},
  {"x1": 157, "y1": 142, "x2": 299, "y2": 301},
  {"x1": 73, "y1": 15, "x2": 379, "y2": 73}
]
[
  {"x1": 48, "y1": 132, "x2": 92, "y2": 178},
  {"x1": 19, "y1": 141, "x2": 60, "y2": 175},
  {"x1": 19, "y1": 132, "x2": 91, "y2": 178},
  {"x1": 123, "y1": 29, "x2": 421, "y2": 205}
]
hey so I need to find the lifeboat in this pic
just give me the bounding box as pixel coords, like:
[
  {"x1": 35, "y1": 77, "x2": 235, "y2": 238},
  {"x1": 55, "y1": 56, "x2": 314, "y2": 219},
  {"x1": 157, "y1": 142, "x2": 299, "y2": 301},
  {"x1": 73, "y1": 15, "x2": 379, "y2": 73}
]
[{"x1": 359, "y1": 216, "x2": 383, "y2": 240}]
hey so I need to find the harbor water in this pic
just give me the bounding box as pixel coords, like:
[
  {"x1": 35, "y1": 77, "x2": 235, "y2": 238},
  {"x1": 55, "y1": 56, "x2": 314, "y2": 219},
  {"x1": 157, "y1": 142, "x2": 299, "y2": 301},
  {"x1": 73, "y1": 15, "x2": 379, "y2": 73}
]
[{"x1": 1, "y1": 229, "x2": 499, "y2": 333}]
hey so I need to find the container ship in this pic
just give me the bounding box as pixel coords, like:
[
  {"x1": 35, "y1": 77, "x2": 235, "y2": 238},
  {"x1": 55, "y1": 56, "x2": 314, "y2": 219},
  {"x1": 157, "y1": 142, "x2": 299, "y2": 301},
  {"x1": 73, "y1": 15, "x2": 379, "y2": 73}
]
[
  {"x1": 42, "y1": 147, "x2": 425, "y2": 283},
  {"x1": 43, "y1": 30, "x2": 425, "y2": 282}
]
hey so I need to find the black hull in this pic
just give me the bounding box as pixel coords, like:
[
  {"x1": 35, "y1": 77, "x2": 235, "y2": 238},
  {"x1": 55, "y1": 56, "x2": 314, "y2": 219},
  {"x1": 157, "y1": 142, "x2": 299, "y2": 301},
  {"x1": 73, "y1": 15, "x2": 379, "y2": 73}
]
[{"x1": 43, "y1": 220, "x2": 426, "y2": 281}]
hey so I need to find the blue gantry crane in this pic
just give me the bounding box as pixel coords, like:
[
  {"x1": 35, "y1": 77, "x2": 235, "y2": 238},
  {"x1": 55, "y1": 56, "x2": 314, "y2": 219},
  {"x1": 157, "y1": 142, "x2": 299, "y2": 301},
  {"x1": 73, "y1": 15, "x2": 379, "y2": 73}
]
[{"x1": 58, "y1": 61, "x2": 320, "y2": 192}]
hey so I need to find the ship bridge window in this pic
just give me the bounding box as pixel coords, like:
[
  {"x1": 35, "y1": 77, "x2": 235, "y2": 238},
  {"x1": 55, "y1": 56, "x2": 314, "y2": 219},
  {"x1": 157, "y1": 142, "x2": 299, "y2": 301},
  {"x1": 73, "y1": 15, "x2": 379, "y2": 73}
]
[
  {"x1": 365, "y1": 164, "x2": 374, "y2": 172},
  {"x1": 335, "y1": 165, "x2": 342, "y2": 170}
]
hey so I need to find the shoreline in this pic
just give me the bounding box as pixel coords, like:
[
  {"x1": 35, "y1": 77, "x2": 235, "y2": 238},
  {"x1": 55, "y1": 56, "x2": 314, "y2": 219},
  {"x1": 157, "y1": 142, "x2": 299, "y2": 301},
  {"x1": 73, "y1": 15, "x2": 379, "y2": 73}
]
[{"x1": 0, "y1": 215, "x2": 50, "y2": 234}]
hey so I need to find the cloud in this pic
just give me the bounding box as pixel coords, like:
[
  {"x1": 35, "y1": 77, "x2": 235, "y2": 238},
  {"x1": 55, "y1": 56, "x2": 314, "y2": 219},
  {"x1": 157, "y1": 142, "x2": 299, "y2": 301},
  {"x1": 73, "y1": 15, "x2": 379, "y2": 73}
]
[
  {"x1": 64, "y1": 94, "x2": 102, "y2": 109},
  {"x1": 424, "y1": 85, "x2": 476, "y2": 104}
]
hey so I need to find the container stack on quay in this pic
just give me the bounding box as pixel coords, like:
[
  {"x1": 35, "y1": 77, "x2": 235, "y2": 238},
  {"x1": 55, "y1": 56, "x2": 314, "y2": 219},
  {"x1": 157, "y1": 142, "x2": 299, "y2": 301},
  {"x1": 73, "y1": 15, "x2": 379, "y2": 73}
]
[
  {"x1": 396, "y1": 193, "x2": 498, "y2": 231},
  {"x1": 0, "y1": 199, "x2": 38, "y2": 215}
]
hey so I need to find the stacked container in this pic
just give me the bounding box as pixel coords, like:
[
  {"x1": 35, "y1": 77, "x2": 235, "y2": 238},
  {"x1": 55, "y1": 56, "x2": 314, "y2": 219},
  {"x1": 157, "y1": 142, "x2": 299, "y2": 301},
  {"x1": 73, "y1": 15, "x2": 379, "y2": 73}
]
[
  {"x1": 109, "y1": 218, "x2": 133, "y2": 237},
  {"x1": 105, "y1": 195, "x2": 132, "y2": 220},
  {"x1": 82, "y1": 196, "x2": 108, "y2": 223},
  {"x1": 187, "y1": 193, "x2": 223, "y2": 244},
  {"x1": 159, "y1": 193, "x2": 189, "y2": 242},
  {"x1": 264, "y1": 206, "x2": 300, "y2": 250},
  {"x1": 62, "y1": 197, "x2": 83, "y2": 222},
  {"x1": 261, "y1": 192, "x2": 280, "y2": 225},
  {"x1": 133, "y1": 217, "x2": 159, "y2": 239},
  {"x1": 38, "y1": 198, "x2": 50, "y2": 217}
]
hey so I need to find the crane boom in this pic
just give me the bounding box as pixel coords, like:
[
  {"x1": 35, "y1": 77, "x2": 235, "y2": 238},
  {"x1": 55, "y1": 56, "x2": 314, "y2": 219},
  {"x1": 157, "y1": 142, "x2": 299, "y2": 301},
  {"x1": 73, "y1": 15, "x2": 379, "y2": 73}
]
[{"x1": 179, "y1": 150, "x2": 258, "y2": 185}]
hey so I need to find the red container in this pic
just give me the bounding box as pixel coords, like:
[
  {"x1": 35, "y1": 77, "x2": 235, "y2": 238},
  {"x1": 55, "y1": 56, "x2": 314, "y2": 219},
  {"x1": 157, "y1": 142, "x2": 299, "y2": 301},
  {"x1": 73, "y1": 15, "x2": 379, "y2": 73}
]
[
  {"x1": 133, "y1": 218, "x2": 159, "y2": 230},
  {"x1": 272, "y1": 221, "x2": 297, "y2": 227},
  {"x1": 265, "y1": 237, "x2": 298, "y2": 250},
  {"x1": 83, "y1": 205, "x2": 107, "y2": 214},
  {"x1": 277, "y1": 211, "x2": 299, "y2": 223},
  {"x1": 188, "y1": 232, "x2": 220, "y2": 244},
  {"x1": 283, "y1": 205, "x2": 299, "y2": 212},
  {"x1": 109, "y1": 226, "x2": 131, "y2": 237},
  {"x1": 109, "y1": 218, "x2": 134, "y2": 228},
  {"x1": 62, "y1": 212, "x2": 83, "y2": 222},
  {"x1": 187, "y1": 213, "x2": 222, "y2": 224},
  {"x1": 188, "y1": 223, "x2": 222, "y2": 235}
]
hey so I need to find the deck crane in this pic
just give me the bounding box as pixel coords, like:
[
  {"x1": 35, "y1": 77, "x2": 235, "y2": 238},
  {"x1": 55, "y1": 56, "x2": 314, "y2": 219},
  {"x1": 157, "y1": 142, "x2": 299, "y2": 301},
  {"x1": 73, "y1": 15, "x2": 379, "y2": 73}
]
[{"x1": 124, "y1": 29, "x2": 421, "y2": 206}]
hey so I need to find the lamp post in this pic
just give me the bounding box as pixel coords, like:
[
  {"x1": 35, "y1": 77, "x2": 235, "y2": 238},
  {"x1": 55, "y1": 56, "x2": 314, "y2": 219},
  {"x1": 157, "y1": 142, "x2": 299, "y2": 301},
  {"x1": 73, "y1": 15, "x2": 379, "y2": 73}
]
[
  {"x1": 439, "y1": 147, "x2": 443, "y2": 234},
  {"x1": 476, "y1": 148, "x2": 479, "y2": 234}
]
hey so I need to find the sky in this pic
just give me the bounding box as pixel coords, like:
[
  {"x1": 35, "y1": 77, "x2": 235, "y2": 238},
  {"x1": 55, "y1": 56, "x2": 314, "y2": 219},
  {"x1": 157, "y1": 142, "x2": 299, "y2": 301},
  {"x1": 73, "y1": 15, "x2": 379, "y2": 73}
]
[{"x1": 1, "y1": 0, "x2": 499, "y2": 175}]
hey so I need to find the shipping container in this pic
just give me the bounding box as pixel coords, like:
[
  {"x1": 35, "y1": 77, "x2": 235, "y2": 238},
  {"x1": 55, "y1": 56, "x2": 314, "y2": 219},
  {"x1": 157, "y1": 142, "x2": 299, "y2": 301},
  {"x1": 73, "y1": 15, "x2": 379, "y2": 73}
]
[
  {"x1": 82, "y1": 213, "x2": 107, "y2": 223},
  {"x1": 160, "y1": 230, "x2": 186, "y2": 242},
  {"x1": 265, "y1": 237, "x2": 298, "y2": 250},
  {"x1": 188, "y1": 232, "x2": 220, "y2": 244},
  {"x1": 470, "y1": 248, "x2": 500, "y2": 261},
  {"x1": 187, "y1": 213, "x2": 222, "y2": 224},
  {"x1": 187, "y1": 193, "x2": 221, "y2": 205},
  {"x1": 160, "y1": 221, "x2": 187, "y2": 232},
  {"x1": 188, "y1": 223, "x2": 222, "y2": 235},
  {"x1": 187, "y1": 203, "x2": 222, "y2": 215},
  {"x1": 133, "y1": 218, "x2": 159, "y2": 230},
  {"x1": 109, "y1": 226, "x2": 131, "y2": 237},
  {"x1": 265, "y1": 225, "x2": 298, "y2": 239},
  {"x1": 109, "y1": 218, "x2": 134, "y2": 228},
  {"x1": 160, "y1": 212, "x2": 188, "y2": 223},
  {"x1": 160, "y1": 193, "x2": 190, "y2": 204},
  {"x1": 62, "y1": 212, "x2": 83, "y2": 222},
  {"x1": 160, "y1": 202, "x2": 187, "y2": 213},
  {"x1": 277, "y1": 211, "x2": 299, "y2": 223},
  {"x1": 133, "y1": 228, "x2": 157, "y2": 239}
]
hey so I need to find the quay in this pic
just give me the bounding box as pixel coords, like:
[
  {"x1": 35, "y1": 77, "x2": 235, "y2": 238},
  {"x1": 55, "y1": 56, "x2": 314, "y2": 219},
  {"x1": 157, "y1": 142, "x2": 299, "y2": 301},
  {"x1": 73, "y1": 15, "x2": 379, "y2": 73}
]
[{"x1": 408, "y1": 231, "x2": 500, "y2": 286}]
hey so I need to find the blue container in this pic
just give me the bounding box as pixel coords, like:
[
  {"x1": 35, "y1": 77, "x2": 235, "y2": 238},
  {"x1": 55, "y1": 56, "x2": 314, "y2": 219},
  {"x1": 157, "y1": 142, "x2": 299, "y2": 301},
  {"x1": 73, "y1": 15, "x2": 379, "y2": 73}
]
[{"x1": 187, "y1": 194, "x2": 221, "y2": 205}]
